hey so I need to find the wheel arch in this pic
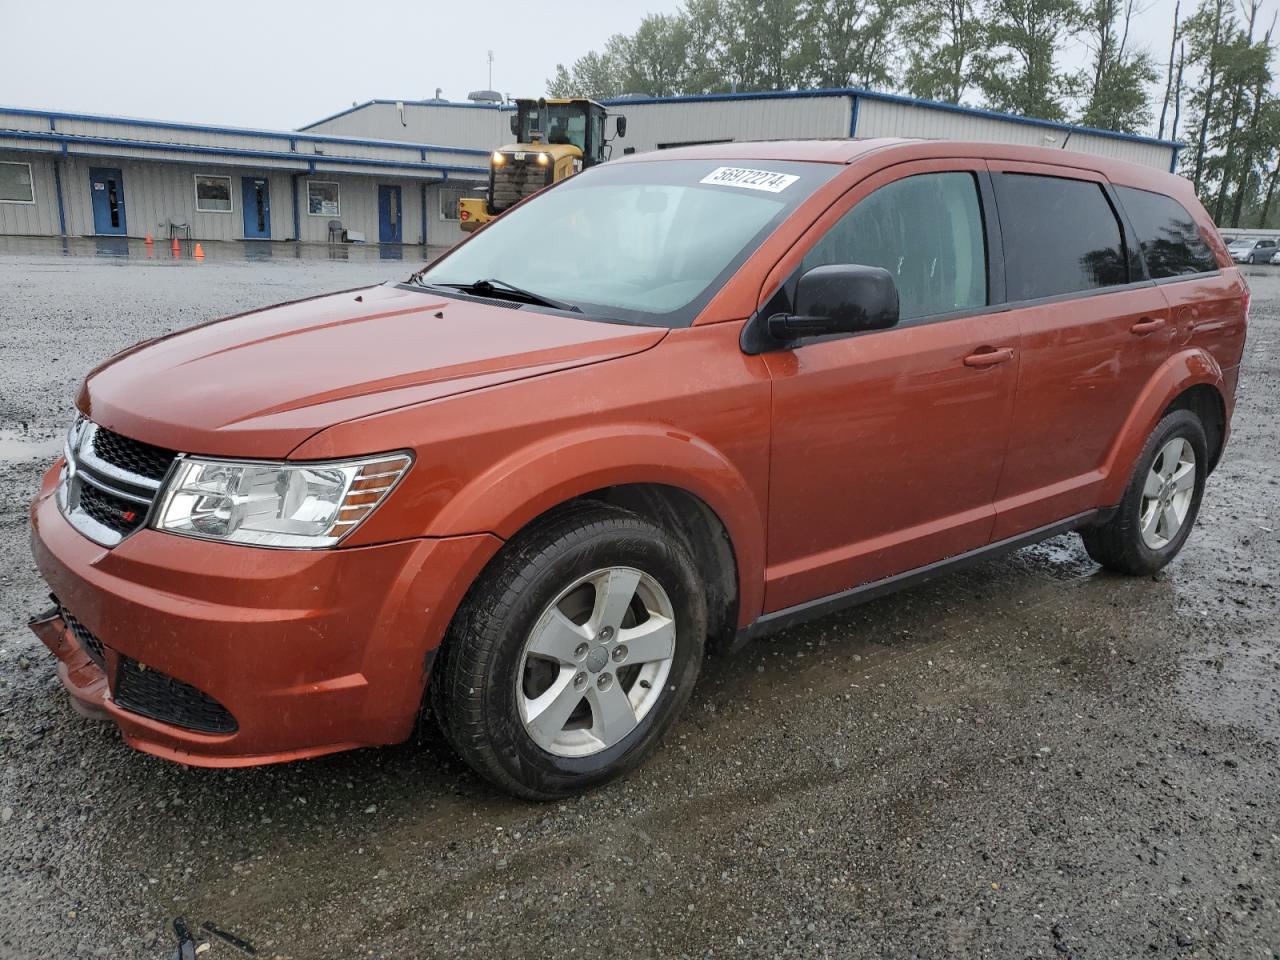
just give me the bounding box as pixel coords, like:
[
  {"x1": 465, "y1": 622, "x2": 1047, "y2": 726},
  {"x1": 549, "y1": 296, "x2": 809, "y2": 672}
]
[
  {"x1": 1099, "y1": 348, "x2": 1227, "y2": 504},
  {"x1": 427, "y1": 424, "x2": 765, "y2": 634}
]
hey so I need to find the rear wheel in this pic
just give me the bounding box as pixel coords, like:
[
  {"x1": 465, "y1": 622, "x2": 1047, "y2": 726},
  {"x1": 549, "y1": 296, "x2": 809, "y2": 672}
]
[
  {"x1": 431, "y1": 502, "x2": 706, "y2": 799},
  {"x1": 1080, "y1": 409, "x2": 1207, "y2": 575}
]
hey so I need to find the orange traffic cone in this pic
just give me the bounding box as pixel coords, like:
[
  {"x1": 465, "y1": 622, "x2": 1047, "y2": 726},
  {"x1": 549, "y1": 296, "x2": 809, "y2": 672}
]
[
  {"x1": 170, "y1": 237, "x2": 180, "y2": 256},
  {"x1": 144, "y1": 233, "x2": 153, "y2": 246},
  {"x1": 193, "y1": 243, "x2": 205, "y2": 260}
]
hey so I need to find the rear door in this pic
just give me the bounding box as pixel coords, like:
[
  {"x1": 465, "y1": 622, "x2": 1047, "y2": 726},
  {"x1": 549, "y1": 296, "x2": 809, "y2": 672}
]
[
  {"x1": 762, "y1": 160, "x2": 1021, "y2": 611},
  {"x1": 241, "y1": 177, "x2": 271, "y2": 239},
  {"x1": 378, "y1": 185, "x2": 403, "y2": 244},
  {"x1": 988, "y1": 163, "x2": 1173, "y2": 539}
]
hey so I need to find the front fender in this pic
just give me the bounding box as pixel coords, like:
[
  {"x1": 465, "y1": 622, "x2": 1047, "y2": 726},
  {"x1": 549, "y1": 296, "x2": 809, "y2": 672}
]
[
  {"x1": 1098, "y1": 347, "x2": 1225, "y2": 504},
  {"x1": 428, "y1": 424, "x2": 767, "y2": 628}
]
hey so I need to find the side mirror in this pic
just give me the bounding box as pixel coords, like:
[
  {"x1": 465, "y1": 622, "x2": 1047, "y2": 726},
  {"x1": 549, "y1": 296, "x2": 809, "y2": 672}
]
[
  {"x1": 768, "y1": 264, "x2": 899, "y2": 341},
  {"x1": 615, "y1": 116, "x2": 627, "y2": 138},
  {"x1": 509, "y1": 115, "x2": 519, "y2": 136}
]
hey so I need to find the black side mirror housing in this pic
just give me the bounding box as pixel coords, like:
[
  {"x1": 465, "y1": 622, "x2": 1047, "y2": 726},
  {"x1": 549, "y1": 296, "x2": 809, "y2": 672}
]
[
  {"x1": 615, "y1": 116, "x2": 627, "y2": 138},
  {"x1": 768, "y1": 264, "x2": 899, "y2": 341},
  {"x1": 509, "y1": 115, "x2": 519, "y2": 136}
]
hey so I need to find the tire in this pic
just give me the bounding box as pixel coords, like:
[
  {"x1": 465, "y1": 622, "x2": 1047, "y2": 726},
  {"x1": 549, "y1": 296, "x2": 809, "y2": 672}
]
[
  {"x1": 1080, "y1": 409, "x2": 1208, "y2": 575},
  {"x1": 430, "y1": 501, "x2": 706, "y2": 799}
]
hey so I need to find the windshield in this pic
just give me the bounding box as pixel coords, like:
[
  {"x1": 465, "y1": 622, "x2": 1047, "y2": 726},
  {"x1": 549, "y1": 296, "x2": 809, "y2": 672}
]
[
  {"x1": 418, "y1": 158, "x2": 841, "y2": 327},
  {"x1": 1228, "y1": 239, "x2": 1254, "y2": 249},
  {"x1": 518, "y1": 104, "x2": 588, "y2": 151}
]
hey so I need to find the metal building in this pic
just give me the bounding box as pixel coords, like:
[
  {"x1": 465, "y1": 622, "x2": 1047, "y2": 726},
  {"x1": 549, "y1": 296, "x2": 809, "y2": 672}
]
[
  {"x1": 0, "y1": 88, "x2": 1180, "y2": 245},
  {"x1": 0, "y1": 107, "x2": 488, "y2": 245},
  {"x1": 301, "y1": 88, "x2": 1181, "y2": 172}
]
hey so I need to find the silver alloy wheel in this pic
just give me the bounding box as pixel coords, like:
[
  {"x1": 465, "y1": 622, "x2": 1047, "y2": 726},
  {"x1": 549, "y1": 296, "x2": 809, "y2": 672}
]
[
  {"x1": 1139, "y1": 437, "x2": 1196, "y2": 549},
  {"x1": 516, "y1": 566, "x2": 677, "y2": 758}
]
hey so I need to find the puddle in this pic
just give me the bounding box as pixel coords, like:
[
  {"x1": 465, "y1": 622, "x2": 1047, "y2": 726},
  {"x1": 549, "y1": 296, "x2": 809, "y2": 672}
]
[{"x1": 0, "y1": 431, "x2": 63, "y2": 463}]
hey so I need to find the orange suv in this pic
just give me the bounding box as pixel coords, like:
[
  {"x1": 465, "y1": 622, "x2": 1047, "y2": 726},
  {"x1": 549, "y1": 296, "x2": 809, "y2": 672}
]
[{"x1": 29, "y1": 139, "x2": 1247, "y2": 798}]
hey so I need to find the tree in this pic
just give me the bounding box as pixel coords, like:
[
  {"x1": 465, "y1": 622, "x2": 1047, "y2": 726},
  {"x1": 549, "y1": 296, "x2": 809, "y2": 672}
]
[
  {"x1": 1181, "y1": 0, "x2": 1229, "y2": 192},
  {"x1": 1078, "y1": 0, "x2": 1158, "y2": 133},
  {"x1": 1157, "y1": 0, "x2": 1181, "y2": 139},
  {"x1": 974, "y1": 0, "x2": 1083, "y2": 120},
  {"x1": 617, "y1": 14, "x2": 695, "y2": 96},
  {"x1": 719, "y1": 0, "x2": 809, "y2": 91},
  {"x1": 899, "y1": 0, "x2": 986, "y2": 102},
  {"x1": 545, "y1": 42, "x2": 629, "y2": 100},
  {"x1": 797, "y1": 0, "x2": 901, "y2": 90}
]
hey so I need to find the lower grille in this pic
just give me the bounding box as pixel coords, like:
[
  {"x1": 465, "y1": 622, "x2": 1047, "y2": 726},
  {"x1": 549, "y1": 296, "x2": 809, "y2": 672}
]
[
  {"x1": 78, "y1": 483, "x2": 147, "y2": 535},
  {"x1": 490, "y1": 160, "x2": 550, "y2": 212},
  {"x1": 113, "y1": 657, "x2": 238, "y2": 735},
  {"x1": 60, "y1": 606, "x2": 105, "y2": 670}
]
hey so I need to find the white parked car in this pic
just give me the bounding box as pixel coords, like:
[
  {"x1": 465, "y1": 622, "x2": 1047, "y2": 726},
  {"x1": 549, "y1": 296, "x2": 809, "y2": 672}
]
[{"x1": 1271, "y1": 248, "x2": 1280, "y2": 265}]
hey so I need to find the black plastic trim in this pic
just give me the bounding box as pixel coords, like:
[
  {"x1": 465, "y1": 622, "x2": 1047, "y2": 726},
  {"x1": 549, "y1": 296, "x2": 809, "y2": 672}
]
[{"x1": 736, "y1": 509, "x2": 1108, "y2": 643}]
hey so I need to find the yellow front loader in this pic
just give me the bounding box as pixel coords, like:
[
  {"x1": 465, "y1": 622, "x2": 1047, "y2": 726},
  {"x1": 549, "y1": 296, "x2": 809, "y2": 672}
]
[{"x1": 458, "y1": 97, "x2": 626, "y2": 233}]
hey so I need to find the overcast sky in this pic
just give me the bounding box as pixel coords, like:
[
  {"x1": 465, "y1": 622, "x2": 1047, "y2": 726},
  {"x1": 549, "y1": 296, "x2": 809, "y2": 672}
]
[{"x1": 3, "y1": 0, "x2": 1276, "y2": 135}]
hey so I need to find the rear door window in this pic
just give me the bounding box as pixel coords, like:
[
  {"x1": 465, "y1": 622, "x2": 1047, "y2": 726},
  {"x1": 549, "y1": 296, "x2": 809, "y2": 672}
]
[
  {"x1": 1114, "y1": 185, "x2": 1219, "y2": 278},
  {"x1": 994, "y1": 173, "x2": 1128, "y2": 301},
  {"x1": 802, "y1": 171, "x2": 988, "y2": 322}
]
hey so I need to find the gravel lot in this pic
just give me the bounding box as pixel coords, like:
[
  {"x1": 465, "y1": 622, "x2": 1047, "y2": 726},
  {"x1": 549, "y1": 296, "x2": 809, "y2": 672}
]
[{"x1": 1, "y1": 243, "x2": 1278, "y2": 960}]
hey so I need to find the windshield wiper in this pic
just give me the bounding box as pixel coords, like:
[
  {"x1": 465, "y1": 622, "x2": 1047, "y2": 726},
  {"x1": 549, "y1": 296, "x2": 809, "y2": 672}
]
[{"x1": 432, "y1": 278, "x2": 581, "y2": 313}]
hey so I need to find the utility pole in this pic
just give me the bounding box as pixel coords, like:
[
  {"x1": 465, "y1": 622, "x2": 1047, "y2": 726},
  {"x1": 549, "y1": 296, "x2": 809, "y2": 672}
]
[
  {"x1": 1158, "y1": 0, "x2": 1180, "y2": 140},
  {"x1": 488, "y1": 50, "x2": 494, "y2": 91}
]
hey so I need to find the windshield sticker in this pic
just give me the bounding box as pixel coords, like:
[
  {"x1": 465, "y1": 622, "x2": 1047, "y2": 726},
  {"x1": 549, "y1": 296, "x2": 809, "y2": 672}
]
[{"x1": 699, "y1": 167, "x2": 800, "y2": 193}]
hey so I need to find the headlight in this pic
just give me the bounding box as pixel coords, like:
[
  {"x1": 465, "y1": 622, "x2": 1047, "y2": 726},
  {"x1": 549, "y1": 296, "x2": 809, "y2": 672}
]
[
  {"x1": 153, "y1": 453, "x2": 411, "y2": 548},
  {"x1": 492, "y1": 151, "x2": 505, "y2": 165},
  {"x1": 536, "y1": 152, "x2": 549, "y2": 166}
]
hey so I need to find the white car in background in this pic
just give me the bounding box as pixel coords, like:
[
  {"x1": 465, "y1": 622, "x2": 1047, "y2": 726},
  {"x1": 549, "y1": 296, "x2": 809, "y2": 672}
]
[{"x1": 1271, "y1": 247, "x2": 1280, "y2": 265}]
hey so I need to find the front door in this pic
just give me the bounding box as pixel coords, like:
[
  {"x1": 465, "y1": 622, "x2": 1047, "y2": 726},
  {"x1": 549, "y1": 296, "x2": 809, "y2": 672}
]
[
  {"x1": 378, "y1": 185, "x2": 402, "y2": 243},
  {"x1": 241, "y1": 177, "x2": 271, "y2": 239},
  {"x1": 89, "y1": 167, "x2": 127, "y2": 236},
  {"x1": 763, "y1": 162, "x2": 1020, "y2": 612}
]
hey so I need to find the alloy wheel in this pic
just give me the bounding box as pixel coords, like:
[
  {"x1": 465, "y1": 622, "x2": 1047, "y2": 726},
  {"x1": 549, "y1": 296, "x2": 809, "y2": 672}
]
[
  {"x1": 516, "y1": 567, "x2": 676, "y2": 758},
  {"x1": 1139, "y1": 437, "x2": 1196, "y2": 549}
]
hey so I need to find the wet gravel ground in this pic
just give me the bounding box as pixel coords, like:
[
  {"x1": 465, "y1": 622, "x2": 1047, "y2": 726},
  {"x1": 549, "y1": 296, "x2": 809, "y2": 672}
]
[{"x1": 1, "y1": 246, "x2": 1278, "y2": 960}]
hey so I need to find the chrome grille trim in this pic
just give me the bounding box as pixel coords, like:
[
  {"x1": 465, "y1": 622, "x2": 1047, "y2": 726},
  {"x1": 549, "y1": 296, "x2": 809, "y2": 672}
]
[{"x1": 58, "y1": 420, "x2": 179, "y2": 547}]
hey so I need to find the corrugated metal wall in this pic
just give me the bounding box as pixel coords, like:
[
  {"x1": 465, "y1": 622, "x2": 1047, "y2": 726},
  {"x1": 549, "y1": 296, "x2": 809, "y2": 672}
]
[
  {"x1": 853, "y1": 97, "x2": 1174, "y2": 169},
  {"x1": 302, "y1": 102, "x2": 508, "y2": 152},
  {"x1": 0, "y1": 150, "x2": 60, "y2": 236},
  {"x1": 609, "y1": 96, "x2": 852, "y2": 153}
]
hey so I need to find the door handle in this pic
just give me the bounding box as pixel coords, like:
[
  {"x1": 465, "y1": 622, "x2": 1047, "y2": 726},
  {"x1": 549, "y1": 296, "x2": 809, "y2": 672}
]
[
  {"x1": 963, "y1": 347, "x2": 1015, "y2": 368},
  {"x1": 1130, "y1": 317, "x2": 1166, "y2": 335}
]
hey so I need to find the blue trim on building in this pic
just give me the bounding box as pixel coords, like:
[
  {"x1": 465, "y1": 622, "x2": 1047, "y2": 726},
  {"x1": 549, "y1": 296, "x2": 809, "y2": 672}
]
[
  {"x1": 291, "y1": 173, "x2": 301, "y2": 241},
  {"x1": 848, "y1": 94, "x2": 860, "y2": 137},
  {"x1": 0, "y1": 104, "x2": 489, "y2": 157},
  {"x1": 1169, "y1": 145, "x2": 1181, "y2": 174},
  {"x1": 0, "y1": 129, "x2": 487, "y2": 176},
  {"x1": 52, "y1": 160, "x2": 66, "y2": 236},
  {"x1": 595, "y1": 87, "x2": 1182, "y2": 151},
  {"x1": 420, "y1": 181, "x2": 428, "y2": 246}
]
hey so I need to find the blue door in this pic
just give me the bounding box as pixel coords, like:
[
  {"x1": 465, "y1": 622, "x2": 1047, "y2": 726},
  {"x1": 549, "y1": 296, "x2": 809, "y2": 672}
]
[
  {"x1": 241, "y1": 177, "x2": 271, "y2": 239},
  {"x1": 378, "y1": 185, "x2": 402, "y2": 243},
  {"x1": 89, "y1": 167, "x2": 127, "y2": 236}
]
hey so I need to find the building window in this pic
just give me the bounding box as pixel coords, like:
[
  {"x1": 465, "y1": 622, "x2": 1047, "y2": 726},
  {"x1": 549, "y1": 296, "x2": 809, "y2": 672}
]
[
  {"x1": 194, "y1": 175, "x2": 233, "y2": 213},
  {"x1": 308, "y1": 181, "x2": 340, "y2": 216},
  {"x1": 0, "y1": 161, "x2": 35, "y2": 204},
  {"x1": 439, "y1": 185, "x2": 480, "y2": 221}
]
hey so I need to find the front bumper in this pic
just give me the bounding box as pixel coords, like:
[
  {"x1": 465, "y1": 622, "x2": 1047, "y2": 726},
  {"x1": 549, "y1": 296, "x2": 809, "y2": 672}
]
[{"x1": 29, "y1": 464, "x2": 501, "y2": 766}]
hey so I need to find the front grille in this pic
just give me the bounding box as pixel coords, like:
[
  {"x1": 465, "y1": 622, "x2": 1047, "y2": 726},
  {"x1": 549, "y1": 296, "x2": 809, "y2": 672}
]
[
  {"x1": 60, "y1": 606, "x2": 105, "y2": 670},
  {"x1": 91, "y1": 427, "x2": 177, "y2": 482},
  {"x1": 113, "y1": 657, "x2": 238, "y2": 735},
  {"x1": 490, "y1": 159, "x2": 551, "y2": 212},
  {"x1": 78, "y1": 482, "x2": 147, "y2": 535},
  {"x1": 59, "y1": 419, "x2": 175, "y2": 547}
]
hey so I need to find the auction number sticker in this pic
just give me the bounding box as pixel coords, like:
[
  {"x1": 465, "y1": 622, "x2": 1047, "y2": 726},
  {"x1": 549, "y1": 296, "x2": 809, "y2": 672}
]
[{"x1": 700, "y1": 166, "x2": 799, "y2": 193}]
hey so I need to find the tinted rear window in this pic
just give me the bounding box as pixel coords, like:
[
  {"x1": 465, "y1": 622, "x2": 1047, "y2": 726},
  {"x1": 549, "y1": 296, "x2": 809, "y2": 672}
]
[
  {"x1": 995, "y1": 173, "x2": 1128, "y2": 301},
  {"x1": 1115, "y1": 185, "x2": 1219, "y2": 278}
]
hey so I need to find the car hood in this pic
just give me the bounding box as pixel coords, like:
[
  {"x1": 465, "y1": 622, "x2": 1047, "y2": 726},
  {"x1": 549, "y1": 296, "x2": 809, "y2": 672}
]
[{"x1": 79, "y1": 283, "x2": 666, "y2": 458}]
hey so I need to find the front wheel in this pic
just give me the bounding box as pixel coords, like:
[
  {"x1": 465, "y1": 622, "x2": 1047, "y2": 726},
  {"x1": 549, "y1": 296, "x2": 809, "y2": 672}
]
[
  {"x1": 1080, "y1": 409, "x2": 1208, "y2": 575},
  {"x1": 431, "y1": 502, "x2": 706, "y2": 799}
]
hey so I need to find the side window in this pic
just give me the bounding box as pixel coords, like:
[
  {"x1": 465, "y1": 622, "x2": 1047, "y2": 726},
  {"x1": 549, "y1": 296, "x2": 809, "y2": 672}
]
[
  {"x1": 802, "y1": 172, "x2": 987, "y2": 322},
  {"x1": 1115, "y1": 185, "x2": 1219, "y2": 278},
  {"x1": 994, "y1": 173, "x2": 1128, "y2": 300}
]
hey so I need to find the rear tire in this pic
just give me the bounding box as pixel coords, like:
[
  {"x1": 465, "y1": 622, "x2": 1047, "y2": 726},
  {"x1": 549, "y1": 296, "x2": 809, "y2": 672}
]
[
  {"x1": 431, "y1": 502, "x2": 706, "y2": 799},
  {"x1": 1080, "y1": 409, "x2": 1207, "y2": 575}
]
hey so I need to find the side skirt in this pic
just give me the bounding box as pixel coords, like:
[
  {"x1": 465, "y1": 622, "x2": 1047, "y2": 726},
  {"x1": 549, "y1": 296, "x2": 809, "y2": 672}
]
[{"x1": 735, "y1": 508, "x2": 1112, "y2": 645}]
